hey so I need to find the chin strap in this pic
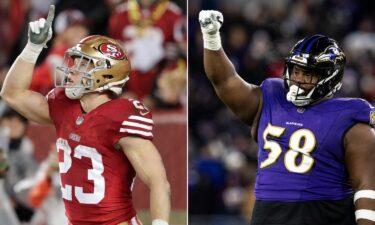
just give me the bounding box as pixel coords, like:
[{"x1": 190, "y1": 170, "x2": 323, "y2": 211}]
[
  {"x1": 94, "y1": 77, "x2": 130, "y2": 95},
  {"x1": 65, "y1": 77, "x2": 130, "y2": 99}
]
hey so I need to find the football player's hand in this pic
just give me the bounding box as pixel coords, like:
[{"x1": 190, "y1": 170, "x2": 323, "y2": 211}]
[
  {"x1": 28, "y1": 5, "x2": 55, "y2": 47},
  {"x1": 199, "y1": 10, "x2": 223, "y2": 35}
]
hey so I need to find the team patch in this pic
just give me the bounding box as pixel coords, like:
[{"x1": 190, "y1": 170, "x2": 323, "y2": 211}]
[
  {"x1": 371, "y1": 111, "x2": 375, "y2": 126},
  {"x1": 98, "y1": 43, "x2": 126, "y2": 60}
]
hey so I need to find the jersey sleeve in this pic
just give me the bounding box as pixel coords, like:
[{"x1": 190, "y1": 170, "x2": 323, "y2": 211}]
[
  {"x1": 112, "y1": 100, "x2": 154, "y2": 145},
  {"x1": 46, "y1": 88, "x2": 67, "y2": 125},
  {"x1": 260, "y1": 79, "x2": 271, "y2": 107},
  {"x1": 46, "y1": 88, "x2": 57, "y2": 123},
  {"x1": 352, "y1": 99, "x2": 375, "y2": 127},
  {"x1": 260, "y1": 78, "x2": 285, "y2": 109}
]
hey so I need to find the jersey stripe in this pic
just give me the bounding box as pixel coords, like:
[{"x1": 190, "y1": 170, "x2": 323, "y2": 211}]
[
  {"x1": 297, "y1": 36, "x2": 314, "y2": 51},
  {"x1": 119, "y1": 128, "x2": 153, "y2": 137},
  {"x1": 305, "y1": 35, "x2": 323, "y2": 52},
  {"x1": 122, "y1": 121, "x2": 153, "y2": 130},
  {"x1": 128, "y1": 115, "x2": 153, "y2": 124}
]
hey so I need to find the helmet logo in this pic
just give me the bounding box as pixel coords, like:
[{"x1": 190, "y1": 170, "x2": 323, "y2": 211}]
[
  {"x1": 99, "y1": 43, "x2": 126, "y2": 60},
  {"x1": 316, "y1": 46, "x2": 344, "y2": 64}
]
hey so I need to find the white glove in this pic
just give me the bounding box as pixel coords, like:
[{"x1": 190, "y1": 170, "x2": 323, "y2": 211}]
[
  {"x1": 198, "y1": 10, "x2": 223, "y2": 50},
  {"x1": 20, "y1": 5, "x2": 55, "y2": 63}
]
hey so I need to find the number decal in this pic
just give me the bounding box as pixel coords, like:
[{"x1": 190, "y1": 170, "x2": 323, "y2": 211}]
[
  {"x1": 261, "y1": 124, "x2": 316, "y2": 173},
  {"x1": 260, "y1": 124, "x2": 285, "y2": 168},
  {"x1": 57, "y1": 138, "x2": 105, "y2": 204},
  {"x1": 57, "y1": 138, "x2": 72, "y2": 200},
  {"x1": 74, "y1": 145, "x2": 105, "y2": 204},
  {"x1": 57, "y1": 138, "x2": 72, "y2": 173},
  {"x1": 285, "y1": 129, "x2": 316, "y2": 173}
]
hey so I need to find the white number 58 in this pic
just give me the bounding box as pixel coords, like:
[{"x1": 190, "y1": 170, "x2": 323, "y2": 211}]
[{"x1": 260, "y1": 123, "x2": 316, "y2": 174}]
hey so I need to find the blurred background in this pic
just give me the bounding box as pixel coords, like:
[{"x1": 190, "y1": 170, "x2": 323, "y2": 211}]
[
  {"x1": 0, "y1": 0, "x2": 186, "y2": 224},
  {"x1": 189, "y1": 0, "x2": 375, "y2": 224}
]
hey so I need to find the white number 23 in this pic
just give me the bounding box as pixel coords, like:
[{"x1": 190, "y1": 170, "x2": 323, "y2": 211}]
[{"x1": 56, "y1": 138, "x2": 105, "y2": 204}]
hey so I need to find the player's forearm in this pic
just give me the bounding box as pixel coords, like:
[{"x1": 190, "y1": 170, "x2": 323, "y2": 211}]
[
  {"x1": 345, "y1": 124, "x2": 375, "y2": 225},
  {"x1": 200, "y1": 10, "x2": 238, "y2": 90},
  {"x1": 1, "y1": 56, "x2": 35, "y2": 102},
  {"x1": 149, "y1": 179, "x2": 171, "y2": 223},
  {"x1": 204, "y1": 48, "x2": 237, "y2": 86},
  {"x1": 352, "y1": 184, "x2": 375, "y2": 225}
]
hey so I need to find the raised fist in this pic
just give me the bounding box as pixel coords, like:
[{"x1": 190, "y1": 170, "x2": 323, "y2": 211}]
[
  {"x1": 199, "y1": 10, "x2": 223, "y2": 35},
  {"x1": 28, "y1": 5, "x2": 55, "y2": 47}
]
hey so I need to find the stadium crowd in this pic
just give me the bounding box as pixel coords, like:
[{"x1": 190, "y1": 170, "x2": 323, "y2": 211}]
[{"x1": 188, "y1": 0, "x2": 375, "y2": 224}]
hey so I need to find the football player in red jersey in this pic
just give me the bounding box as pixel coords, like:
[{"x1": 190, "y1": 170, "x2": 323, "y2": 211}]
[{"x1": 1, "y1": 5, "x2": 171, "y2": 225}]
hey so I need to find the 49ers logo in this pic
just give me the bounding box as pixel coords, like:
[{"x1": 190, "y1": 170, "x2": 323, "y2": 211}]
[{"x1": 98, "y1": 43, "x2": 126, "y2": 60}]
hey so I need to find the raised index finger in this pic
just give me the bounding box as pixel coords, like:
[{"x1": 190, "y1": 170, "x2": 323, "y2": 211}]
[{"x1": 45, "y1": 5, "x2": 55, "y2": 28}]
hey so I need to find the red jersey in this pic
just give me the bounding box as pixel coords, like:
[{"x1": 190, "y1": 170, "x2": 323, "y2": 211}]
[
  {"x1": 47, "y1": 88, "x2": 153, "y2": 225},
  {"x1": 109, "y1": 0, "x2": 185, "y2": 99}
]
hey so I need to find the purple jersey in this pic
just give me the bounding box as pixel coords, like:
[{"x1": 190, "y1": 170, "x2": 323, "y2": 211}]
[{"x1": 255, "y1": 78, "x2": 375, "y2": 201}]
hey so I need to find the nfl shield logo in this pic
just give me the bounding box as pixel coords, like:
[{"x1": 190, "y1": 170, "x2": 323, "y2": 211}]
[
  {"x1": 297, "y1": 107, "x2": 305, "y2": 113},
  {"x1": 76, "y1": 116, "x2": 84, "y2": 125}
]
